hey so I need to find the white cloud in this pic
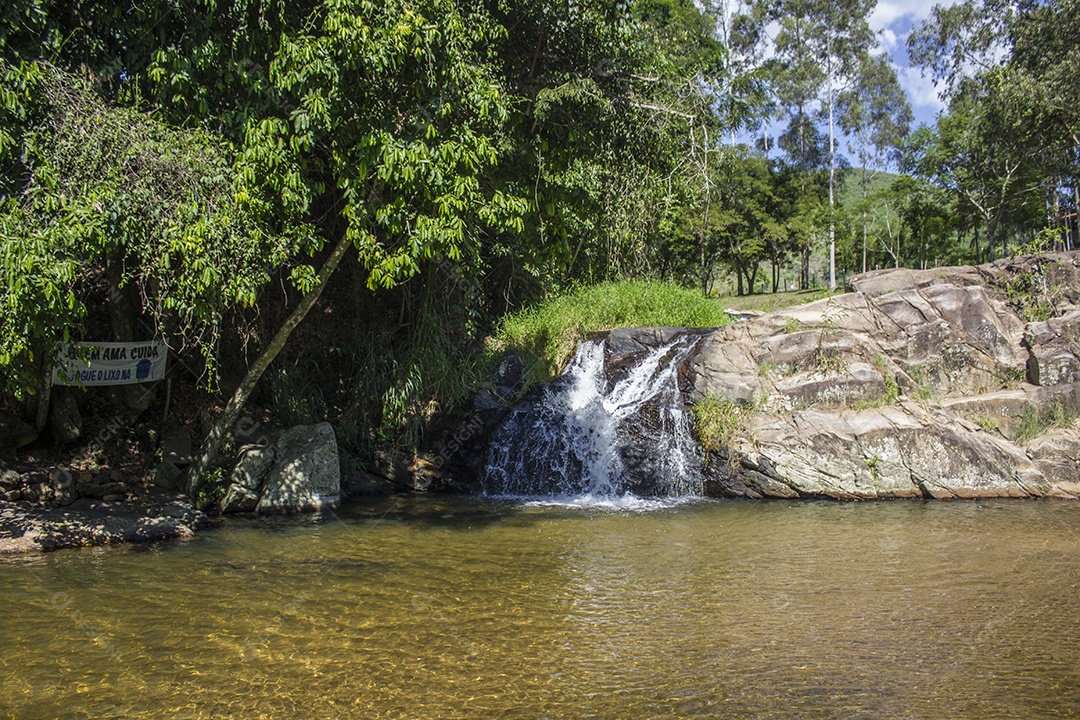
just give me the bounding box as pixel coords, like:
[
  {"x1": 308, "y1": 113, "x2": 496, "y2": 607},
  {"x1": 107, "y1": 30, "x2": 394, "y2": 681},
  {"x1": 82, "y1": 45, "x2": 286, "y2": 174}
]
[
  {"x1": 880, "y1": 27, "x2": 898, "y2": 53},
  {"x1": 869, "y1": 0, "x2": 961, "y2": 31},
  {"x1": 896, "y1": 64, "x2": 946, "y2": 113}
]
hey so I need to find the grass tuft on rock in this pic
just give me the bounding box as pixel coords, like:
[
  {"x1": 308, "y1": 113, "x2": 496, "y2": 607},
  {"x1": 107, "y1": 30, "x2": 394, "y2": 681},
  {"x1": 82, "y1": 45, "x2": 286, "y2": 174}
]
[
  {"x1": 491, "y1": 280, "x2": 731, "y2": 382},
  {"x1": 690, "y1": 394, "x2": 747, "y2": 461}
]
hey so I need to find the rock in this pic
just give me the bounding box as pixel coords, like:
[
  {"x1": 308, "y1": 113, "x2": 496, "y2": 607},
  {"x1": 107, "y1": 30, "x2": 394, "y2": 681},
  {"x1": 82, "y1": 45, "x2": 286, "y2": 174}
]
[
  {"x1": 1026, "y1": 430, "x2": 1080, "y2": 496},
  {"x1": 159, "y1": 501, "x2": 210, "y2": 528},
  {"x1": 472, "y1": 389, "x2": 504, "y2": 411},
  {"x1": 0, "y1": 411, "x2": 37, "y2": 451},
  {"x1": 0, "y1": 490, "x2": 209, "y2": 554},
  {"x1": 1025, "y1": 311, "x2": 1080, "y2": 386},
  {"x1": 0, "y1": 469, "x2": 20, "y2": 490},
  {"x1": 77, "y1": 481, "x2": 125, "y2": 499},
  {"x1": 342, "y1": 470, "x2": 398, "y2": 496},
  {"x1": 229, "y1": 444, "x2": 274, "y2": 491},
  {"x1": 50, "y1": 468, "x2": 76, "y2": 507},
  {"x1": 220, "y1": 483, "x2": 259, "y2": 513},
  {"x1": 255, "y1": 423, "x2": 340, "y2": 514},
  {"x1": 152, "y1": 461, "x2": 183, "y2": 490},
  {"x1": 161, "y1": 427, "x2": 194, "y2": 466},
  {"x1": 774, "y1": 362, "x2": 887, "y2": 409},
  {"x1": 706, "y1": 404, "x2": 1056, "y2": 500},
  {"x1": 340, "y1": 453, "x2": 398, "y2": 497},
  {"x1": 492, "y1": 351, "x2": 526, "y2": 404},
  {"x1": 604, "y1": 327, "x2": 685, "y2": 380},
  {"x1": 102, "y1": 384, "x2": 156, "y2": 418},
  {"x1": 48, "y1": 389, "x2": 82, "y2": 444}
]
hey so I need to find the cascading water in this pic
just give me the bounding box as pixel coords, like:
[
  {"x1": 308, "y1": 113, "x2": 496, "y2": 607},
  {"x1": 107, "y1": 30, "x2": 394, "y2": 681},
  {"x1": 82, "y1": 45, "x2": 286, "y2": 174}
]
[{"x1": 483, "y1": 333, "x2": 704, "y2": 500}]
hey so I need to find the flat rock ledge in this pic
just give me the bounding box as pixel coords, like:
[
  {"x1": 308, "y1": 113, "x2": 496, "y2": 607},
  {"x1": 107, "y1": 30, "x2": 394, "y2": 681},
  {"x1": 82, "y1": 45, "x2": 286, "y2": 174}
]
[{"x1": 0, "y1": 491, "x2": 210, "y2": 554}]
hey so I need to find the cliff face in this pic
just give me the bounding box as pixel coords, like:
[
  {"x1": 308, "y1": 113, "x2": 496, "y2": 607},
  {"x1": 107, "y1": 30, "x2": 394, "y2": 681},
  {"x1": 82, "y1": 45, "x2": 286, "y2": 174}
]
[{"x1": 682, "y1": 253, "x2": 1080, "y2": 500}]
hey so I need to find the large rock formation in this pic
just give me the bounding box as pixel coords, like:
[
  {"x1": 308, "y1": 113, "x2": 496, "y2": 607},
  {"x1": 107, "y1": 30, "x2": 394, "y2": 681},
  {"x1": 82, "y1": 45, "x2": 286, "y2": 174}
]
[
  {"x1": 690, "y1": 253, "x2": 1080, "y2": 499},
  {"x1": 471, "y1": 253, "x2": 1080, "y2": 500}
]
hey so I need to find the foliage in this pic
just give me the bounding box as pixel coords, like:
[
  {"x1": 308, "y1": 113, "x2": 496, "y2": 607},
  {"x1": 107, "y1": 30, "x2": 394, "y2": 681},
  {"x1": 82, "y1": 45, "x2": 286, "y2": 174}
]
[
  {"x1": 0, "y1": 69, "x2": 291, "y2": 394},
  {"x1": 491, "y1": 280, "x2": 731, "y2": 381},
  {"x1": 690, "y1": 393, "x2": 746, "y2": 461},
  {"x1": 1017, "y1": 402, "x2": 1079, "y2": 445}
]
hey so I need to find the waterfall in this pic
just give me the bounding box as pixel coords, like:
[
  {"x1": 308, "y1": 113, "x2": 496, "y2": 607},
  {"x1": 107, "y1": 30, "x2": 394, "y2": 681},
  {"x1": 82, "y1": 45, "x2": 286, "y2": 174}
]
[{"x1": 483, "y1": 334, "x2": 703, "y2": 500}]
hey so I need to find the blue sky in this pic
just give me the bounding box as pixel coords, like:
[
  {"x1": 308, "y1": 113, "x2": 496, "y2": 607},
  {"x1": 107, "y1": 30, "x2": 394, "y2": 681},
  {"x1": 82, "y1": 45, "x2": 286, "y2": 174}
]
[{"x1": 869, "y1": 0, "x2": 959, "y2": 129}]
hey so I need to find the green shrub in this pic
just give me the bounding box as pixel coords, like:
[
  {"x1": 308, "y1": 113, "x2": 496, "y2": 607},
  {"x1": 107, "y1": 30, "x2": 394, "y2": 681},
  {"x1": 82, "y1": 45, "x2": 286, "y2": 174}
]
[{"x1": 1017, "y1": 402, "x2": 1079, "y2": 444}]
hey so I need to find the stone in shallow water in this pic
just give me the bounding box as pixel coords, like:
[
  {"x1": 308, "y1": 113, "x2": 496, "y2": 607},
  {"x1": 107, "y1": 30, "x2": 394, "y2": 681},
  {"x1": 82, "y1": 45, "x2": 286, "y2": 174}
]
[
  {"x1": 256, "y1": 422, "x2": 340, "y2": 514},
  {"x1": 220, "y1": 483, "x2": 259, "y2": 513}
]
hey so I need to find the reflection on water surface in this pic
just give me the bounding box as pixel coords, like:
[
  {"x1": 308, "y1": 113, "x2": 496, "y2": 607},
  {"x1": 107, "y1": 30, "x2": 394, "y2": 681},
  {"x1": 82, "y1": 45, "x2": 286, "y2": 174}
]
[{"x1": 2, "y1": 497, "x2": 1080, "y2": 719}]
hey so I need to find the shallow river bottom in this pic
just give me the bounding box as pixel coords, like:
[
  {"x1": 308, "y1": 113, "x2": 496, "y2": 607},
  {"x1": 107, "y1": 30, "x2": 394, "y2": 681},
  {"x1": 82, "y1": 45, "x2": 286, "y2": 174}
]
[{"x1": 2, "y1": 497, "x2": 1080, "y2": 719}]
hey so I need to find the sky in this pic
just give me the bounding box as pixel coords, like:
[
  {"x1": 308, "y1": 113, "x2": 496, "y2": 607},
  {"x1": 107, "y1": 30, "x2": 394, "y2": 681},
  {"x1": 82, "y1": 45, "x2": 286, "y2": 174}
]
[{"x1": 869, "y1": 0, "x2": 961, "y2": 129}]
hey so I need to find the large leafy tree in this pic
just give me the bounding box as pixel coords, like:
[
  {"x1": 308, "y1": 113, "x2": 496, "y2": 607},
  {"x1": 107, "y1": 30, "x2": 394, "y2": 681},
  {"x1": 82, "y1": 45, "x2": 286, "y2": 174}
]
[
  {"x1": 910, "y1": 0, "x2": 1080, "y2": 254},
  {"x1": 1, "y1": 70, "x2": 290, "y2": 393}
]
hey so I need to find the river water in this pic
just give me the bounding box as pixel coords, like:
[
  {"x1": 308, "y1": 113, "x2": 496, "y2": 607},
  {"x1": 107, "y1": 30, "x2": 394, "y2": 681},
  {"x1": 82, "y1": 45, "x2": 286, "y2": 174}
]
[{"x1": 3, "y1": 497, "x2": 1080, "y2": 719}]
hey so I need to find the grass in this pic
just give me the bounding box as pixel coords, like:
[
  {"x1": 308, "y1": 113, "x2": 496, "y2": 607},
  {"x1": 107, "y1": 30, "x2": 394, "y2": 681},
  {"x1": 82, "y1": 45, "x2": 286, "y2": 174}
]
[
  {"x1": 690, "y1": 394, "x2": 746, "y2": 461},
  {"x1": 1017, "y1": 402, "x2": 1079, "y2": 444},
  {"x1": 717, "y1": 288, "x2": 837, "y2": 314},
  {"x1": 491, "y1": 280, "x2": 732, "y2": 382}
]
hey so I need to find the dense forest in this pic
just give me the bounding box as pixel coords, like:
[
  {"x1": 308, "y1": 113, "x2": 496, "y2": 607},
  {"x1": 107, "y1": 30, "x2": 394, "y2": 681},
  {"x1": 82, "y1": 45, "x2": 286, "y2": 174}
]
[{"x1": 2, "y1": 0, "x2": 1078, "y2": 488}]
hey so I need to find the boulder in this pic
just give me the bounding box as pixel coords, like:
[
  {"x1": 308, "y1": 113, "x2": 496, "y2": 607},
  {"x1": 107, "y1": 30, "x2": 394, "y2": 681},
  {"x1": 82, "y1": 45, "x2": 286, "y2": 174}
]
[
  {"x1": 230, "y1": 444, "x2": 275, "y2": 491},
  {"x1": 161, "y1": 427, "x2": 193, "y2": 466},
  {"x1": 255, "y1": 423, "x2": 340, "y2": 514},
  {"x1": 0, "y1": 411, "x2": 37, "y2": 452},
  {"x1": 152, "y1": 461, "x2": 183, "y2": 490},
  {"x1": 220, "y1": 483, "x2": 259, "y2": 513},
  {"x1": 1024, "y1": 311, "x2": 1080, "y2": 386}
]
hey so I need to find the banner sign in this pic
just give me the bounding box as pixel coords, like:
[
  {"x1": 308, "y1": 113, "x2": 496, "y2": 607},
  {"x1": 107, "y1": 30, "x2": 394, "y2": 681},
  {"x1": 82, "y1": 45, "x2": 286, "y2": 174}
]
[{"x1": 52, "y1": 342, "x2": 168, "y2": 387}]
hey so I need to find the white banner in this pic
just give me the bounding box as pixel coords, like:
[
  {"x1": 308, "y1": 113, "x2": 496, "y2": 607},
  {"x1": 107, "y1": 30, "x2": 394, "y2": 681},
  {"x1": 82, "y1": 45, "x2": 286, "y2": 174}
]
[{"x1": 52, "y1": 342, "x2": 168, "y2": 386}]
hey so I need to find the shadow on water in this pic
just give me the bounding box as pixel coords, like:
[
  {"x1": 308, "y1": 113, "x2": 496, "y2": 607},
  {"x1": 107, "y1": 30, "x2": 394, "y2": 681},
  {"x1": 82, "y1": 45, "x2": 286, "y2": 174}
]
[{"x1": 211, "y1": 493, "x2": 551, "y2": 535}]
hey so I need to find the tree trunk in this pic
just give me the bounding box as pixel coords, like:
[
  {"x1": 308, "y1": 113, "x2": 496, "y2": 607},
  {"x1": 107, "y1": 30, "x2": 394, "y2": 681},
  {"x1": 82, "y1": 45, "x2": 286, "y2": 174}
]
[
  {"x1": 827, "y1": 47, "x2": 837, "y2": 291},
  {"x1": 186, "y1": 232, "x2": 353, "y2": 505},
  {"x1": 800, "y1": 245, "x2": 810, "y2": 290}
]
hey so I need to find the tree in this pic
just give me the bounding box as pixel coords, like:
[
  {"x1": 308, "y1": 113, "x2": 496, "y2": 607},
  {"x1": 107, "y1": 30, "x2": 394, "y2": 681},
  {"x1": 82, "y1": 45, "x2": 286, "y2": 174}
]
[
  {"x1": 839, "y1": 52, "x2": 912, "y2": 272},
  {"x1": 909, "y1": 0, "x2": 1080, "y2": 254},
  {"x1": 1, "y1": 70, "x2": 291, "y2": 397},
  {"x1": 762, "y1": 0, "x2": 877, "y2": 288}
]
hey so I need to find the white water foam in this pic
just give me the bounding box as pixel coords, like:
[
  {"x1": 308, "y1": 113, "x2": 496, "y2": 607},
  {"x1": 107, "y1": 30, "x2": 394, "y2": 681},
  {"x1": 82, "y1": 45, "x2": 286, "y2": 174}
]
[
  {"x1": 483, "y1": 334, "x2": 704, "y2": 501},
  {"x1": 518, "y1": 493, "x2": 704, "y2": 512}
]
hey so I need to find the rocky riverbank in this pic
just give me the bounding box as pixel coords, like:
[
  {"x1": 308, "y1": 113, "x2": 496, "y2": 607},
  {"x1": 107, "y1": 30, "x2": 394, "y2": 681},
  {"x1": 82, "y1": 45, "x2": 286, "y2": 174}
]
[
  {"x1": 686, "y1": 253, "x2": 1080, "y2": 499},
  {"x1": 0, "y1": 486, "x2": 210, "y2": 554}
]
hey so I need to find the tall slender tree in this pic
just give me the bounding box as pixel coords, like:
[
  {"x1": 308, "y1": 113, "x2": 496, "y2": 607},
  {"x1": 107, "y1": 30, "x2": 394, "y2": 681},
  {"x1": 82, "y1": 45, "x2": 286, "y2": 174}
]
[{"x1": 839, "y1": 52, "x2": 912, "y2": 272}]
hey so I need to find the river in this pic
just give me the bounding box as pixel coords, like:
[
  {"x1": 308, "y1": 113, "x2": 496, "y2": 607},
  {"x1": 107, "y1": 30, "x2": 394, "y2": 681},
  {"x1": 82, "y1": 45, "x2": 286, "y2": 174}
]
[{"x1": 2, "y1": 497, "x2": 1080, "y2": 718}]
